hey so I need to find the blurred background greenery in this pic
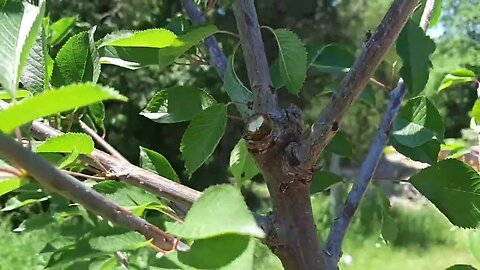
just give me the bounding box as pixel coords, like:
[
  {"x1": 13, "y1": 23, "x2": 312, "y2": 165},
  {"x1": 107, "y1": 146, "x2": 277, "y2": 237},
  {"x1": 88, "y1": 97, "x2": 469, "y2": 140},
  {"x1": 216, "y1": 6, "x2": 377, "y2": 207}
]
[{"x1": 1, "y1": 0, "x2": 479, "y2": 269}]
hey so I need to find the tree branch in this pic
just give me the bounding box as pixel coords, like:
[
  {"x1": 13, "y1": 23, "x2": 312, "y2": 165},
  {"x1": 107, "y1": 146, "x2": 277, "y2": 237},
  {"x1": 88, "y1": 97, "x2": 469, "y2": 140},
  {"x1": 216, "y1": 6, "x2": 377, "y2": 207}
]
[
  {"x1": 0, "y1": 132, "x2": 188, "y2": 252},
  {"x1": 180, "y1": 0, "x2": 228, "y2": 77},
  {"x1": 324, "y1": 0, "x2": 436, "y2": 265},
  {"x1": 299, "y1": 0, "x2": 418, "y2": 168},
  {"x1": 232, "y1": 0, "x2": 281, "y2": 116}
]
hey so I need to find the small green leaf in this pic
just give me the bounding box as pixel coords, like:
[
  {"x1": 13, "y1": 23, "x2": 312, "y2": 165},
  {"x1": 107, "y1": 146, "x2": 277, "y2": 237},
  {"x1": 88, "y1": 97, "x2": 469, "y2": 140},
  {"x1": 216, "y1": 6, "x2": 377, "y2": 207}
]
[
  {"x1": 253, "y1": 240, "x2": 283, "y2": 270},
  {"x1": 311, "y1": 44, "x2": 353, "y2": 73},
  {"x1": 99, "y1": 29, "x2": 177, "y2": 48},
  {"x1": 0, "y1": 177, "x2": 28, "y2": 196},
  {"x1": 89, "y1": 232, "x2": 150, "y2": 253},
  {"x1": 396, "y1": 19, "x2": 436, "y2": 96},
  {"x1": 439, "y1": 68, "x2": 476, "y2": 91},
  {"x1": 391, "y1": 137, "x2": 440, "y2": 164},
  {"x1": 469, "y1": 231, "x2": 480, "y2": 262},
  {"x1": 446, "y1": 265, "x2": 478, "y2": 270},
  {"x1": 20, "y1": 25, "x2": 48, "y2": 93},
  {"x1": 141, "y1": 86, "x2": 216, "y2": 124},
  {"x1": 0, "y1": 83, "x2": 126, "y2": 133},
  {"x1": 310, "y1": 171, "x2": 343, "y2": 194},
  {"x1": 229, "y1": 139, "x2": 260, "y2": 183},
  {"x1": 325, "y1": 131, "x2": 352, "y2": 157},
  {"x1": 180, "y1": 104, "x2": 227, "y2": 177},
  {"x1": 0, "y1": 0, "x2": 45, "y2": 97},
  {"x1": 393, "y1": 96, "x2": 444, "y2": 148},
  {"x1": 53, "y1": 27, "x2": 100, "y2": 85},
  {"x1": 139, "y1": 146, "x2": 179, "y2": 182},
  {"x1": 1, "y1": 196, "x2": 49, "y2": 211},
  {"x1": 0, "y1": 89, "x2": 30, "y2": 99},
  {"x1": 381, "y1": 211, "x2": 398, "y2": 244},
  {"x1": 429, "y1": 0, "x2": 443, "y2": 29},
  {"x1": 223, "y1": 57, "x2": 253, "y2": 119},
  {"x1": 35, "y1": 133, "x2": 94, "y2": 155},
  {"x1": 409, "y1": 159, "x2": 480, "y2": 228},
  {"x1": 49, "y1": 16, "x2": 76, "y2": 46},
  {"x1": 58, "y1": 149, "x2": 79, "y2": 169},
  {"x1": 100, "y1": 25, "x2": 217, "y2": 71},
  {"x1": 472, "y1": 99, "x2": 480, "y2": 125},
  {"x1": 166, "y1": 184, "x2": 264, "y2": 239},
  {"x1": 270, "y1": 29, "x2": 307, "y2": 95},
  {"x1": 88, "y1": 102, "x2": 106, "y2": 134},
  {"x1": 106, "y1": 186, "x2": 159, "y2": 209}
]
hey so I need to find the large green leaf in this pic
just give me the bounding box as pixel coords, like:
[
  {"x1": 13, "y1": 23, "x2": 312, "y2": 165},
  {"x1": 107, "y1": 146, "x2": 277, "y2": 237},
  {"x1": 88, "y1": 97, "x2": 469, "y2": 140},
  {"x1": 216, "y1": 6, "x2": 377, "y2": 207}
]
[
  {"x1": 391, "y1": 137, "x2": 440, "y2": 164},
  {"x1": 229, "y1": 139, "x2": 260, "y2": 183},
  {"x1": 20, "y1": 26, "x2": 48, "y2": 93},
  {"x1": 325, "y1": 131, "x2": 352, "y2": 157},
  {"x1": 35, "y1": 133, "x2": 94, "y2": 155},
  {"x1": 0, "y1": 1, "x2": 45, "y2": 97},
  {"x1": 223, "y1": 57, "x2": 253, "y2": 119},
  {"x1": 270, "y1": 29, "x2": 307, "y2": 95},
  {"x1": 396, "y1": 19, "x2": 436, "y2": 96},
  {"x1": 180, "y1": 104, "x2": 227, "y2": 177},
  {"x1": 253, "y1": 241, "x2": 283, "y2": 270},
  {"x1": 0, "y1": 177, "x2": 28, "y2": 196},
  {"x1": 99, "y1": 28, "x2": 177, "y2": 48},
  {"x1": 446, "y1": 265, "x2": 477, "y2": 270},
  {"x1": 48, "y1": 16, "x2": 76, "y2": 46},
  {"x1": 89, "y1": 232, "x2": 150, "y2": 253},
  {"x1": 153, "y1": 235, "x2": 256, "y2": 270},
  {"x1": 429, "y1": 0, "x2": 443, "y2": 29},
  {"x1": 393, "y1": 96, "x2": 444, "y2": 148},
  {"x1": 139, "y1": 146, "x2": 179, "y2": 182},
  {"x1": 409, "y1": 159, "x2": 480, "y2": 228},
  {"x1": 53, "y1": 27, "x2": 100, "y2": 86},
  {"x1": 141, "y1": 86, "x2": 216, "y2": 124},
  {"x1": 0, "y1": 83, "x2": 126, "y2": 133},
  {"x1": 310, "y1": 171, "x2": 343, "y2": 194},
  {"x1": 438, "y1": 68, "x2": 476, "y2": 91},
  {"x1": 99, "y1": 25, "x2": 217, "y2": 71},
  {"x1": 0, "y1": 89, "x2": 30, "y2": 99},
  {"x1": 166, "y1": 184, "x2": 264, "y2": 239}
]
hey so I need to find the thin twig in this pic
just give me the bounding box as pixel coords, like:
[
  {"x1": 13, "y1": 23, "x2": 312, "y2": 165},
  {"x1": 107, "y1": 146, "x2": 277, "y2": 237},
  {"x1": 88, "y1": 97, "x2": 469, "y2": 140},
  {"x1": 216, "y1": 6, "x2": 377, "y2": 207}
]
[
  {"x1": 324, "y1": 0, "x2": 436, "y2": 265},
  {"x1": 369, "y1": 77, "x2": 388, "y2": 90},
  {"x1": 0, "y1": 133, "x2": 189, "y2": 252},
  {"x1": 299, "y1": 0, "x2": 418, "y2": 168},
  {"x1": 63, "y1": 170, "x2": 108, "y2": 180},
  {"x1": 79, "y1": 120, "x2": 129, "y2": 163}
]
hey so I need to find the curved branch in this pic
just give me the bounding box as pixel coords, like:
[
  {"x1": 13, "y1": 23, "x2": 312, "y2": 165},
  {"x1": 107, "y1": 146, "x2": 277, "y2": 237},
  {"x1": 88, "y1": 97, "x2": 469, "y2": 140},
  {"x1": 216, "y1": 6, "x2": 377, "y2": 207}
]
[
  {"x1": 0, "y1": 133, "x2": 188, "y2": 252},
  {"x1": 324, "y1": 0, "x2": 436, "y2": 265},
  {"x1": 299, "y1": 0, "x2": 418, "y2": 168}
]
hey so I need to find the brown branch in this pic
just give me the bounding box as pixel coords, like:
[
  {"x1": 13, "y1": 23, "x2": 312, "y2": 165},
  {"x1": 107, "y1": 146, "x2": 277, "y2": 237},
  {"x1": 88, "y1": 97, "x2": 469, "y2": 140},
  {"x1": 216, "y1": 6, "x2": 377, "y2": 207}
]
[
  {"x1": 79, "y1": 120, "x2": 129, "y2": 163},
  {"x1": 0, "y1": 132, "x2": 188, "y2": 252},
  {"x1": 299, "y1": 0, "x2": 418, "y2": 168}
]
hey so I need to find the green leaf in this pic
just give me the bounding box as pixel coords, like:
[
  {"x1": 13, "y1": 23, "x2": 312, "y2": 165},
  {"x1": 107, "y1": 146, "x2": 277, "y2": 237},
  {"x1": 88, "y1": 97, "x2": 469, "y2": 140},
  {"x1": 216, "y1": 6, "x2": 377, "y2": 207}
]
[
  {"x1": 53, "y1": 27, "x2": 100, "y2": 85},
  {"x1": 166, "y1": 184, "x2": 264, "y2": 239},
  {"x1": 473, "y1": 99, "x2": 480, "y2": 125},
  {"x1": 409, "y1": 159, "x2": 480, "y2": 228},
  {"x1": 0, "y1": 82, "x2": 126, "y2": 133},
  {"x1": 88, "y1": 102, "x2": 105, "y2": 134},
  {"x1": 253, "y1": 241, "x2": 283, "y2": 270},
  {"x1": 99, "y1": 25, "x2": 217, "y2": 71},
  {"x1": 429, "y1": 0, "x2": 443, "y2": 29},
  {"x1": 325, "y1": 131, "x2": 352, "y2": 157},
  {"x1": 49, "y1": 16, "x2": 76, "y2": 46},
  {"x1": 35, "y1": 133, "x2": 94, "y2": 155},
  {"x1": 99, "y1": 29, "x2": 177, "y2": 48},
  {"x1": 0, "y1": 89, "x2": 30, "y2": 99},
  {"x1": 229, "y1": 139, "x2": 260, "y2": 183},
  {"x1": 223, "y1": 57, "x2": 253, "y2": 119},
  {"x1": 469, "y1": 231, "x2": 480, "y2": 262},
  {"x1": 1, "y1": 196, "x2": 49, "y2": 211},
  {"x1": 0, "y1": 0, "x2": 45, "y2": 97},
  {"x1": 441, "y1": 138, "x2": 470, "y2": 159},
  {"x1": 180, "y1": 104, "x2": 227, "y2": 177},
  {"x1": 446, "y1": 265, "x2": 477, "y2": 270},
  {"x1": 106, "y1": 186, "x2": 159, "y2": 209},
  {"x1": 391, "y1": 137, "x2": 440, "y2": 164},
  {"x1": 393, "y1": 96, "x2": 444, "y2": 148},
  {"x1": 20, "y1": 25, "x2": 48, "y2": 93},
  {"x1": 58, "y1": 148, "x2": 79, "y2": 169},
  {"x1": 438, "y1": 68, "x2": 476, "y2": 91},
  {"x1": 376, "y1": 189, "x2": 398, "y2": 244},
  {"x1": 270, "y1": 29, "x2": 307, "y2": 95},
  {"x1": 89, "y1": 232, "x2": 150, "y2": 253},
  {"x1": 139, "y1": 146, "x2": 179, "y2": 182},
  {"x1": 311, "y1": 44, "x2": 353, "y2": 73},
  {"x1": 310, "y1": 171, "x2": 343, "y2": 194},
  {"x1": 396, "y1": 19, "x2": 436, "y2": 96},
  {"x1": 141, "y1": 86, "x2": 216, "y2": 124},
  {"x1": 0, "y1": 177, "x2": 28, "y2": 196}
]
